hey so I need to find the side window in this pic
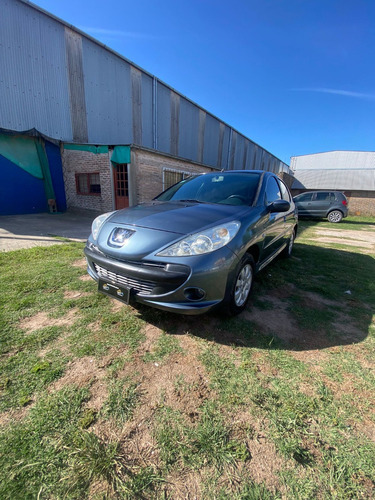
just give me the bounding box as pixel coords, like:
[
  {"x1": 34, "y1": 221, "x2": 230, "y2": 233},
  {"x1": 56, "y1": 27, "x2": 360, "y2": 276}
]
[
  {"x1": 315, "y1": 192, "x2": 330, "y2": 201},
  {"x1": 296, "y1": 193, "x2": 313, "y2": 202},
  {"x1": 329, "y1": 192, "x2": 336, "y2": 202},
  {"x1": 265, "y1": 177, "x2": 282, "y2": 205},
  {"x1": 278, "y1": 179, "x2": 291, "y2": 201}
]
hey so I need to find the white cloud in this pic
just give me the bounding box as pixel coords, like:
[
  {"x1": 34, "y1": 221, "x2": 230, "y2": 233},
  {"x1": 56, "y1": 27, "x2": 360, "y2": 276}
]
[
  {"x1": 78, "y1": 26, "x2": 158, "y2": 40},
  {"x1": 291, "y1": 88, "x2": 375, "y2": 100}
]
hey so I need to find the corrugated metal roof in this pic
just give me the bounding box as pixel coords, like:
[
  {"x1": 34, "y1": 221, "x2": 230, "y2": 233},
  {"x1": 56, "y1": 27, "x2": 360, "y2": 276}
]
[
  {"x1": 292, "y1": 168, "x2": 375, "y2": 191},
  {"x1": 291, "y1": 151, "x2": 375, "y2": 170},
  {"x1": 0, "y1": 0, "x2": 72, "y2": 140},
  {"x1": 0, "y1": 0, "x2": 291, "y2": 173}
]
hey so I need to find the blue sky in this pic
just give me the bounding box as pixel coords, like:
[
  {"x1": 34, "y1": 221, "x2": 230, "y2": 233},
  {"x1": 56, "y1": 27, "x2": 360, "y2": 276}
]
[{"x1": 33, "y1": 0, "x2": 375, "y2": 165}]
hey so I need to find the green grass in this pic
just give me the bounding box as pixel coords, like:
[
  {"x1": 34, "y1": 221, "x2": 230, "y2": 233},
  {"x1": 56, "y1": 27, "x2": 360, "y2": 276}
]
[
  {"x1": 102, "y1": 378, "x2": 140, "y2": 423},
  {"x1": 0, "y1": 218, "x2": 375, "y2": 498},
  {"x1": 154, "y1": 401, "x2": 251, "y2": 470},
  {"x1": 143, "y1": 332, "x2": 183, "y2": 363}
]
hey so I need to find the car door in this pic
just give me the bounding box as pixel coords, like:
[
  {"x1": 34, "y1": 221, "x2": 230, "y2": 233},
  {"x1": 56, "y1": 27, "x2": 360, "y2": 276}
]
[
  {"x1": 310, "y1": 192, "x2": 332, "y2": 217},
  {"x1": 261, "y1": 176, "x2": 287, "y2": 261},
  {"x1": 294, "y1": 192, "x2": 313, "y2": 215},
  {"x1": 279, "y1": 178, "x2": 295, "y2": 240}
]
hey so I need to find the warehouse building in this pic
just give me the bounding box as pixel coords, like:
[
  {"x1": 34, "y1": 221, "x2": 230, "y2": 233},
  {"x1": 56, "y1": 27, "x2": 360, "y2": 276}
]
[
  {"x1": 291, "y1": 151, "x2": 375, "y2": 216},
  {"x1": 0, "y1": 0, "x2": 291, "y2": 216}
]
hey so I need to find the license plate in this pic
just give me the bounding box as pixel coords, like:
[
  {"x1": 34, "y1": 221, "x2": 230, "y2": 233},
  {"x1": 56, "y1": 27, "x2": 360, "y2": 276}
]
[{"x1": 98, "y1": 279, "x2": 130, "y2": 304}]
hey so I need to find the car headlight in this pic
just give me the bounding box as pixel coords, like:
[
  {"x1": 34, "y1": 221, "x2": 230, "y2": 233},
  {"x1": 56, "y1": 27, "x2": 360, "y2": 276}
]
[
  {"x1": 157, "y1": 221, "x2": 240, "y2": 257},
  {"x1": 91, "y1": 211, "x2": 115, "y2": 240}
]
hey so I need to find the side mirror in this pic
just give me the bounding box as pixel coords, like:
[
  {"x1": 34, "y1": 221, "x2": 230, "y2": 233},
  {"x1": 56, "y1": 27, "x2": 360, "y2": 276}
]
[{"x1": 269, "y1": 199, "x2": 290, "y2": 213}]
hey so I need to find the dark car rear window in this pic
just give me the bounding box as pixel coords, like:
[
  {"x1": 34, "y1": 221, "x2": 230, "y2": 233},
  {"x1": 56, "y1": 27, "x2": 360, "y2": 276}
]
[{"x1": 155, "y1": 173, "x2": 261, "y2": 206}]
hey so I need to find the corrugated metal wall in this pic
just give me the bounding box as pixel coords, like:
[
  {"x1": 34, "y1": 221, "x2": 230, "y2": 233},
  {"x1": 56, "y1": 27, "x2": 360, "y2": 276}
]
[
  {"x1": 291, "y1": 169, "x2": 375, "y2": 191},
  {"x1": 291, "y1": 151, "x2": 375, "y2": 171},
  {"x1": 0, "y1": 0, "x2": 290, "y2": 174},
  {"x1": 291, "y1": 151, "x2": 375, "y2": 190}
]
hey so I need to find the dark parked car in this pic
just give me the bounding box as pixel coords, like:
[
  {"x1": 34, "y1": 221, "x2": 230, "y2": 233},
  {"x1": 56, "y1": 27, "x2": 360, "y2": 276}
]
[
  {"x1": 293, "y1": 191, "x2": 348, "y2": 223},
  {"x1": 84, "y1": 171, "x2": 297, "y2": 315}
]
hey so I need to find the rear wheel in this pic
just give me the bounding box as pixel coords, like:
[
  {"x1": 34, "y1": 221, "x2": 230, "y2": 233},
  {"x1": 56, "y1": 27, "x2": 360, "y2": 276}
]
[
  {"x1": 225, "y1": 254, "x2": 254, "y2": 316},
  {"x1": 327, "y1": 210, "x2": 343, "y2": 223}
]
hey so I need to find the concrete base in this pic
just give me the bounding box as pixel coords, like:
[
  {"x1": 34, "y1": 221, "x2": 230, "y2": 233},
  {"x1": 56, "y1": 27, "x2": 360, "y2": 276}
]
[{"x1": 0, "y1": 210, "x2": 97, "y2": 252}]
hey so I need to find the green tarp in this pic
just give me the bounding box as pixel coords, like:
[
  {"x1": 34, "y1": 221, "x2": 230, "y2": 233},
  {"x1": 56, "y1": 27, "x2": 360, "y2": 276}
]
[
  {"x1": 0, "y1": 134, "x2": 43, "y2": 179},
  {"x1": 111, "y1": 146, "x2": 131, "y2": 164},
  {"x1": 64, "y1": 144, "x2": 109, "y2": 154},
  {"x1": 0, "y1": 134, "x2": 55, "y2": 200}
]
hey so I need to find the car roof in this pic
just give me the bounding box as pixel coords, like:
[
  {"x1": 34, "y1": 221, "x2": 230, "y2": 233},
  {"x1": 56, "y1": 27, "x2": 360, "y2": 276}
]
[
  {"x1": 297, "y1": 190, "x2": 345, "y2": 194},
  {"x1": 201, "y1": 170, "x2": 273, "y2": 176}
]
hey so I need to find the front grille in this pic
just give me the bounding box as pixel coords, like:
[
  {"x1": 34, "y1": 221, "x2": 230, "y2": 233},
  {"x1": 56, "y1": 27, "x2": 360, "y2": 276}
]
[{"x1": 94, "y1": 263, "x2": 155, "y2": 295}]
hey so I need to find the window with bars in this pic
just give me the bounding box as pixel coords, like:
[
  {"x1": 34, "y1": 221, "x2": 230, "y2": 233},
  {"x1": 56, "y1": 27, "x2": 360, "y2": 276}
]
[
  {"x1": 163, "y1": 169, "x2": 191, "y2": 190},
  {"x1": 75, "y1": 173, "x2": 101, "y2": 195}
]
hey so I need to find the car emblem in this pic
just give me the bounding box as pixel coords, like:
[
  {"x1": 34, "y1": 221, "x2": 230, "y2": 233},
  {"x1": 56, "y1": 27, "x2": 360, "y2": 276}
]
[{"x1": 108, "y1": 227, "x2": 135, "y2": 247}]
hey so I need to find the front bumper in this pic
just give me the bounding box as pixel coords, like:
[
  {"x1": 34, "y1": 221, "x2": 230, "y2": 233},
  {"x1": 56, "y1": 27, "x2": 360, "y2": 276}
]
[{"x1": 84, "y1": 243, "x2": 239, "y2": 315}]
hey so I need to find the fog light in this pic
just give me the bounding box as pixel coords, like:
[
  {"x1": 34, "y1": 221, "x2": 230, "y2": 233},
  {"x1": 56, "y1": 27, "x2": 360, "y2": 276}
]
[{"x1": 184, "y1": 287, "x2": 206, "y2": 301}]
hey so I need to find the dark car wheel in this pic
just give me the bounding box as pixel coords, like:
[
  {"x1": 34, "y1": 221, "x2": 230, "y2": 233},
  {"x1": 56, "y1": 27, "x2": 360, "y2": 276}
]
[
  {"x1": 327, "y1": 210, "x2": 343, "y2": 223},
  {"x1": 281, "y1": 229, "x2": 295, "y2": 258},
  {"x1": 225, "y1": 254, "x2": 254, "y2": 316}
]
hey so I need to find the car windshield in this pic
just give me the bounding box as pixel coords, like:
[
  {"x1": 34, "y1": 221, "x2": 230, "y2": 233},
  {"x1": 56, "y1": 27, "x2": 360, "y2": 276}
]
[{"x1": 155, "y1": 173, "x2": 261, "y2": 206}]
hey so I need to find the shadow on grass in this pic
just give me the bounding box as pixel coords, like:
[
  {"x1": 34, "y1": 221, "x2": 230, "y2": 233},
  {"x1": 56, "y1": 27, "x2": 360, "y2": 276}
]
[
  {"x1": 297, "y1": 217, "x2": 375, "y2": 230},
  {"x1": 133, "y1": 242, "x2": 374, "y2": 352},
  {"x1": 339, "y1": 219, "x2": 375, "y2": 227}
]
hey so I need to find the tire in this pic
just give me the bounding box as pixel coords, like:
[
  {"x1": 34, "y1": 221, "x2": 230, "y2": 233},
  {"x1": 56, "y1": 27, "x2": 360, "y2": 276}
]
[
  {"x1": 224, "y1": 254, "x2": 254, "y2": 316},
  {"x1": 281, "y1": 229, "x2": 295, "y2": 258},
  {"x1": 327, "y1": 210, "x2": 343, "y2": 223}
]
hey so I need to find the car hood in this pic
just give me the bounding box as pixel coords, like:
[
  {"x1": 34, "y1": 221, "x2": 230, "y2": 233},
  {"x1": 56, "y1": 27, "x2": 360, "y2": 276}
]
[
  {"x1": 109, "y1": 201, "x2": 248, "y2": 234},
  {"x1": 96, "y1": 201, "x2": 250, "y2": 260}
]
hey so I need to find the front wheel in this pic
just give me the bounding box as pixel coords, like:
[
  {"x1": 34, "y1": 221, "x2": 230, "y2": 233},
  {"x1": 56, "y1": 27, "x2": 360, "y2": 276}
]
[
  {"x1": 327, "y1": 210, "x2": 343, "y2": 223},
  {"x1": 224, "y1": 254, "x2": 254, "y2": 316}
]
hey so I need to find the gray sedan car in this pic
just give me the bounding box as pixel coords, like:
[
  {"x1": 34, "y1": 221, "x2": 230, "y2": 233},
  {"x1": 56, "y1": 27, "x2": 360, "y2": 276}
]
[{"x1": 84, "y1": 171, "x2": 297, "y2": 315}]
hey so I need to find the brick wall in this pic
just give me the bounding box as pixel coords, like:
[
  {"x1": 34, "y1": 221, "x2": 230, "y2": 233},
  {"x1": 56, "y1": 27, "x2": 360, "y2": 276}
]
[
  {"x1": 64, "y1": 146, "x2": 304, "y2": 213},
  {"x1": 61, "y1": 147, "x2": 113, "y2": 213},
  {"x1": 132, "y1": 149, "x2": 215, "y2": 203},
  {"x1": 345, "y1": 191, "x2": 375, "y2": 216}
]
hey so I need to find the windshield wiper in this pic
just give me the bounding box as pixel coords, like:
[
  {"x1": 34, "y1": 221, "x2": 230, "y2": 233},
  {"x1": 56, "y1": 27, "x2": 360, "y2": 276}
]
[{"x1": 177, "y1": 199, "x2": 207, "y2": 204}]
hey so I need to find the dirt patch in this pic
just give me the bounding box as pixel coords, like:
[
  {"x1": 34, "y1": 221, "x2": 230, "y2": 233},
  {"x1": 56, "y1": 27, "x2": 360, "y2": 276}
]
[
  {"x1": 111, "y1": 298, "x2": 127, "y2": 312},
  {"x1": 243, "y1": 296, "x2": 300, "y2": 342},
  {"x1": 19, "y1": 308, "x2": 79, "y2": 334},
  {"x1": 315, "y1": 228, "x2": 375, "y2": 241},
  {"x1": 94, "y1": 329, "x2": 211, "y2": 428},
  {"x1": 85, "y1": 379, "x2": 109, "y2": 413},
  {"x1": 331, "y1": 313, "x2": 365, "y2": 343},
  {"x1": 229, "y1": 411, "x2": 290, "y2": 493},
  {"x1": 63, "y1": 290, "x2": 91, "y2": 300},
  {"x1": 246, "y1": 434, "x2": 286, "y2": 489},
  {"x1": 48, "y1": 356, "x2": 107, "y2": 392},
  {"x1": 140, "y1": 324, "x2": 164, "y2": 354},
  {"x1": 357, "y1": 419, "x2": 375, "y2": 444},
  {"x1": 79, "y1": 274, "x2": 92, "y2": 282},
  {"x1": 268, "y1": 282, "x2": 296, "y2": 299},
  {"x1": 72, "y1": 258, "x2": 87, "y2": 268},
  {"x1": 0, "y1": 406, "x2": 32, "y2": 428},
  {"x1": 315, "y1": 237, "x2": 375, "y2": 251},
  {"x1": 163, "y1": 470, "x2": 203, "y2": 499},
  {"x1": 300, "y1": 291, "x2": 339, "y2": 309},
  {"x1": 290, "y1": 349, "x2": 330, "y2": 367},
  {"x1": 313, "y1": 227, "x2": 375, "y2": 252}
]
